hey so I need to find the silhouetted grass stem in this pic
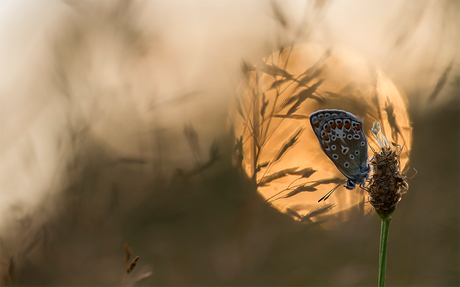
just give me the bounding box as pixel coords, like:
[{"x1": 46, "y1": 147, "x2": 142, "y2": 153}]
[
  {"x1": 378, "y1": 213, "x2": 391, "y2": 287},
  {"x1": 369, "y1": 122, "x2": 409, "y2": 287}
]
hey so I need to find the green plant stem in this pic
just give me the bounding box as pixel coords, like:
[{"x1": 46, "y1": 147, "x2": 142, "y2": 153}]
[{"x1": 378, "y1": 214, "x2": 391, "y2": 287}]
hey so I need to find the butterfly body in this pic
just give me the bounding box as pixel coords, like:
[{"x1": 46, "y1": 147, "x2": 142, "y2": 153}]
[{"x1": 310, "y1": 109, "x2": 370, "y2": 191}]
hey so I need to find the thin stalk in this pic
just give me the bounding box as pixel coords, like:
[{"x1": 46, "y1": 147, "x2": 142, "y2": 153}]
[{"x1": 378, "y1": 214, "x2": 391, "y2": 287}]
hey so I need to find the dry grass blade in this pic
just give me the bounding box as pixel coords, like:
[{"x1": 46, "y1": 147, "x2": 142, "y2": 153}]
[
  {"x1": 285, "y1": 208, "x2": 303, "y2": 220},
  {"x1": 8, "y1": 257, "x2": 15, "y2": 279},
  {"x1": 255, "y1": 161, "x2": 269, "y2": 173},
  {"x1": 304, "y1": 203, "x2": 334, "y2": 219},
  {"x1": 273, "y1": 128, "x2": 304, "y2": 162},
  {"x1": 295, "y1": 79, "x2": 325, "y2": 100},
  {"x1": 184, "y1": 123, "x2": 201, "y2": 156},
  {"x1": 286, "y1": 101, "x2": 301, "y2": 115},
  {"x1": 300, "y1": 48, "x2": 331, "y2": 75},
  {"x1": 285, "y1": 79, "x2": 324, "y2": 115},
  {"x1": 235, "y1": 99, "x2": 245, "y2": 119},
  {"x1": 296, "y1": 68, "x2": 323, "y2": 87},
  {"x1": 269, "y1": 78, "x2": 288, "y2": 90},
  {"x1": 233, "y1": 136, "x2": 244, "y2": 170},
  {"x1": 273, "y1": 114, "x2": 309, "y2": 119},
  {"x1": 1, "y1": 257, "x2": 15, "y2": 285},
  {"x1": 270, "y1": 0, "x2": 289, "y2": 28},
  {"x1": 134, "y1": 271, "x2": 153, "y2": 285},
  {"x1": 23, "y1": 228, "x2": 44, "y2": 256},
  {"x1": 127, "y1": 256, "x2": 139, "y2": 274},
  {"x1": 429, "y1": 59, "x2": 454, "y2": 102},
  {"x1": 258, "y1": 167, "x2": 299, "y2": 186},
  {"x1": 177, "y1": 155, "x2": 219, "y2": 179},
  {"x1": 279, "y1": 95, "x2": 299, "y2": 110},
  {"x1": 241, "y1": 60, "x2": 255, "y2": 74},
  {"x1": 257, "y1": 161, "x2": 270, "y2": 169},
  {"x1": 259, "y1": 62, "x2": 294, "y2": 80},
  {"x1": 311, "y1": 178, "x2": 344, "y2": 186}
]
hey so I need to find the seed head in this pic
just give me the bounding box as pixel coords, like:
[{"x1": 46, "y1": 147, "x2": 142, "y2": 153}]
[{"x1": 368, "y1": 123, "x2": 408, "y2": 217}]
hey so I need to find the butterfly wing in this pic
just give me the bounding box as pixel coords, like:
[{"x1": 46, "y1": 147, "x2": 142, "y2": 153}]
[{"x1": 310, "y1": 109, "x2": 369, "y2": 181}]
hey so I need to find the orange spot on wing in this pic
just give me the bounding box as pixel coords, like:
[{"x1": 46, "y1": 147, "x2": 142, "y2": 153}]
[
  {"x1": 323, "y1": 134, "x2": 329, "y2": 141},
  {"x1": 325, "y1": 126, "x2": 331, "y2": 132},
  {"x1": 314, "y1": 122, "x2": 320, "y2": 127},
  {"x1": 344, "y1": 122, "x2": 351, "y2": 129},
  {"x1": 331, "y1": 123, "x2": 336, "y2": 129},
  {"x1": 337, "y1": 122, "x2": 343, "y2": 129},
  {"x1": 323, "y1": 142, "x2": 328, "y2": 148},
  {"x1": 355, "y1": 124, "x2": 361, "y2": 131}
]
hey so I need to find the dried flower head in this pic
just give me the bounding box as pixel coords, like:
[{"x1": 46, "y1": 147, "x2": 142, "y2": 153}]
[{"x1": 368, "y1": 123, "x2": 409, "y2": 217}]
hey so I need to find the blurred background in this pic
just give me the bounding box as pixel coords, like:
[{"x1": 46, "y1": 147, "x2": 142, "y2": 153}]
[{"x1": 0, "y1": 0, "x2": 458, "y2": 285}]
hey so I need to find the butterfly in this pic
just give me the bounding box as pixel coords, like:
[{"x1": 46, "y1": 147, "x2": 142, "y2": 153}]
[{"x1": 309, "y1": 109, "x2": 371, "y2": 201}]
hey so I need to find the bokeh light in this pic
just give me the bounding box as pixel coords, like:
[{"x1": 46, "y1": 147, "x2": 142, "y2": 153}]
[{"x1": 233, "y1": 44, "x2": 412, "y2": 226}]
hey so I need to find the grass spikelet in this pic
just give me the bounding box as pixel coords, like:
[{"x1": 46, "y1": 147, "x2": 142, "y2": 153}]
[
  {"x1": 429, "y1": 58, "x2": 454, "y2": 102},
  {"x1": 259, "y1": 62, "x2": 294, "y2": 80},
  {"x1": 288, "y1": 167, "x2": 316, "y2": 178},
  {"x1": 284, "y1": 184, "x2": 318, "y2": 198},
  {"x1": 258, "y1": 167, "x2": 299, "y2": 186},
  {"x1": 127, "y1": 256, "x2": 139, "y2": 274},
  {"x1": 260, "y1": 93, "x2": 269, "y2": 117},
  {"x1": 273, "y1": 128, "x2": 303, "y2": 162},
  {"x1": 304, "y1": 203, "x2": 334, "y2": 219}
]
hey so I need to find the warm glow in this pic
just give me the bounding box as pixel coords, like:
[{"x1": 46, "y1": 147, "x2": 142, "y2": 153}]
[{"x1": 233, "y1": 44, "x2": 412, "y2": 227}]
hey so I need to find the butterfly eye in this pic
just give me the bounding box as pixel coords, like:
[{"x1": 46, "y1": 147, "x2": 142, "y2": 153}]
[
  {"x1": 318, "y1": 114, "x2": 324, "y2": 120},
  {"x1": 331, "y1": 145, "x2": 336, "y2": 150},
  {"x1": 355, "y1": 150, "x2": 360, "y2": 155},
  {"x1": 324, "y1": 113, "x2": 331, "y2": 117},
  {"x1": 350, "y1": 154, "x2": 355, "y2": 159},
  {"x1": 331, "y1": 135, "x2": 336, "y2": 141},
  {"x1": 353, "y1": 134, "x2": 361, "y2": 140},
  {"x1": 312, "y1": 116, "x2": 318, "y2": 124},
  {"x1": 360, "y1": 141, "x2": 366, "y2": 146},
  {"x1": 347, "y1": 134, "x2": 353, "y2": 140},
  {"x1": 328, "y1": 120, "x2": 334, "y2": 125},
  {"x1": 344, "y1": 162, "x2": 350, "y2": 168},
  {"x1": 332, "y1": 154, "x2": 339, "y2": 159}
]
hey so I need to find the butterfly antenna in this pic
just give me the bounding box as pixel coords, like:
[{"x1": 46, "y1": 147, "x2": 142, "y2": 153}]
[{"x1": 318, "y1": 180, "x2": 347, "y2": 202}]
